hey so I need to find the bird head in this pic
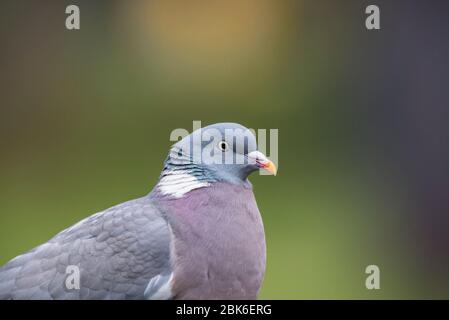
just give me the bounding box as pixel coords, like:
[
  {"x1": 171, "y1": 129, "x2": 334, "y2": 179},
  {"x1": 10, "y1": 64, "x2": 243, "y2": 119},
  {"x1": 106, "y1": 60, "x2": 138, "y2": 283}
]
[{"x1": 157, "y1": 123, "x2": 276, "y2": 197}]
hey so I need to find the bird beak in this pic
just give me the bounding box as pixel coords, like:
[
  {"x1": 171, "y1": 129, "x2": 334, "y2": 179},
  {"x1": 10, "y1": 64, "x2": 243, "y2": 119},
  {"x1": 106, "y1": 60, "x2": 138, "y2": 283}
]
[
  {"x1": 247, "y1": 151, "x2": 277, "y2": 176},
  {"x1": 260, "y1": 160, "x2": 277, "y2": 176}
]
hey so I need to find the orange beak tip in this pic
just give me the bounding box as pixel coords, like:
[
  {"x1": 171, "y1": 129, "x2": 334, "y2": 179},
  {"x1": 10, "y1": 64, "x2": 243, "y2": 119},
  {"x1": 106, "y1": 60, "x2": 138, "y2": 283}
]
[{"x1": 264, "y1": 161, "x2": 277, "y2": 176}]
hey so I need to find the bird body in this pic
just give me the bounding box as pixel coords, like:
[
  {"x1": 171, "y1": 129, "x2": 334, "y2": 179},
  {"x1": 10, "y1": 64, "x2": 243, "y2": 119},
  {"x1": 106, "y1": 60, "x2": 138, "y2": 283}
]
[
  {"x1": 0, "y1": 197, "x2": 171, "y2": 299},
  {"x1": 0, "y1": 123, "x2": 275, "y2": 300},
  {"x1": 154, "y1": 182, "x2": 266, "y2": 299}
]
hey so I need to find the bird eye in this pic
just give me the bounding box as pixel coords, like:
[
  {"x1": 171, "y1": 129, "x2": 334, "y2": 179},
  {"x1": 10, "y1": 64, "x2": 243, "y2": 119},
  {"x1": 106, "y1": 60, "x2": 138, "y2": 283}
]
[{"x1": 218, "y1": 141, "x2": 229, "y2": 152}]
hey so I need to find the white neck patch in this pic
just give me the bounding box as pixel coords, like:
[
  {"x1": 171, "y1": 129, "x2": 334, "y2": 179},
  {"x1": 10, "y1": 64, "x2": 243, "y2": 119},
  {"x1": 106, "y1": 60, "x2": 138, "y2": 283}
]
[{"x1": 157, "y1": 170, "x2": 210, "y2": 198}]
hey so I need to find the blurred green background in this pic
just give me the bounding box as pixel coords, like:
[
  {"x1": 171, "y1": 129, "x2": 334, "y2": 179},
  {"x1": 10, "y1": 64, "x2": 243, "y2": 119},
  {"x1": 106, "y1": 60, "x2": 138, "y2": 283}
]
[{"x1": 1, "y1": 0, "x2": 448, "y2": 299}]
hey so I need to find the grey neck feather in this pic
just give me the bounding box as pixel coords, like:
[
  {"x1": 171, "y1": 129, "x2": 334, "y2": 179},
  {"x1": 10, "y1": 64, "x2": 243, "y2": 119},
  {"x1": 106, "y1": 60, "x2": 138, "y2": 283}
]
[
  {"x1": 158, "y1": 145, "x2": 218, "y2": 183},
  {"x1": 160, "y1": 155, "x2": 218, "y2": 184},
  {"x1": 156, "y1": 145, "x2": 253, "y2": 195}
]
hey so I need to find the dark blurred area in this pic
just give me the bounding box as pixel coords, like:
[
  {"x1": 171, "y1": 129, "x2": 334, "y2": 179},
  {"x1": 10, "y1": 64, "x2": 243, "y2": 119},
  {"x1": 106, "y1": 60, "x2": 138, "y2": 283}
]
[{"x1": 0, "y1": 0, "x2": 448, "y2": 298}]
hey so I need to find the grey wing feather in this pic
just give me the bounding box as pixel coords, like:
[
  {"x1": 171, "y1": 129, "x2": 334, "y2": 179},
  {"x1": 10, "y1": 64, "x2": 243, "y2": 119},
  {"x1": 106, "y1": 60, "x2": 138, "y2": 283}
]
[{"x1": 0, "y1": 197, "x2": 173, "y2": 300}]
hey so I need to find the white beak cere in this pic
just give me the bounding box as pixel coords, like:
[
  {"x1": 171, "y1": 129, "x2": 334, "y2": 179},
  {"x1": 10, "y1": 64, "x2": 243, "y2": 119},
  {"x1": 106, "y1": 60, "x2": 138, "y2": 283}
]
[{"x1": 247, "y1": 151, "x2": 277, "y2": 175}]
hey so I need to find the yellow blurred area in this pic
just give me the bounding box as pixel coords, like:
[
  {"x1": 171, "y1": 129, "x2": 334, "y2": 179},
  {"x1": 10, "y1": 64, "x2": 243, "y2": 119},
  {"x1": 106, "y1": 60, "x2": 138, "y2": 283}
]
[{"x1": 118, "y1": 0, "x2": 290, "y2": 87}]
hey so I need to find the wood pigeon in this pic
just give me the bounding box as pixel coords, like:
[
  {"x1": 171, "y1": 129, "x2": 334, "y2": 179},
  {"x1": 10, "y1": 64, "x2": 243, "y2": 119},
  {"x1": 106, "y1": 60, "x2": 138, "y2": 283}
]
[{"x1": 0, "y1": 123, "x2": 277, "y2": 299}]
